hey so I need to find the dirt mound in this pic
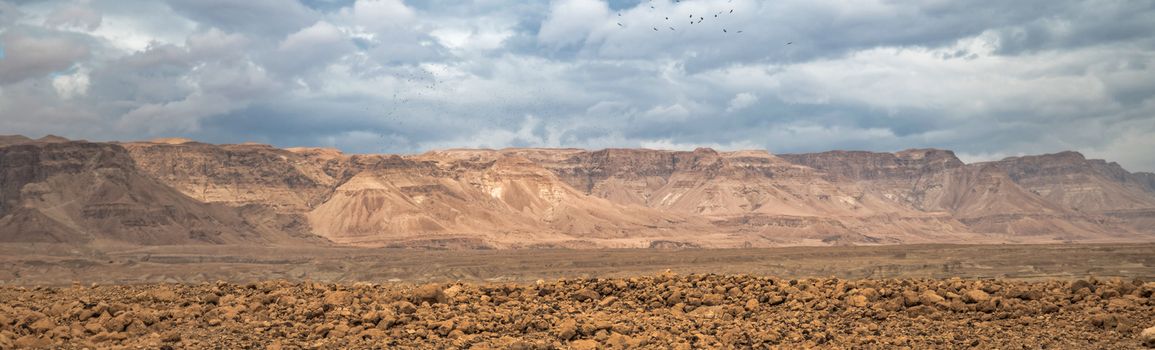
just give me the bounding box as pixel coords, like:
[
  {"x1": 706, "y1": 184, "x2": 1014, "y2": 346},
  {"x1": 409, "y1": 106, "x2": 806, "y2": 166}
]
[{"x1": 1, "y1": 275, "x2": 1152, "y2": 348}]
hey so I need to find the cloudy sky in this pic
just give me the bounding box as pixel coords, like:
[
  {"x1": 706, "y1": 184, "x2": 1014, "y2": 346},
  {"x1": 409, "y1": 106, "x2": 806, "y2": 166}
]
[{"x1": 1, "y1": 0, "x2": 1153, "y2": 171}]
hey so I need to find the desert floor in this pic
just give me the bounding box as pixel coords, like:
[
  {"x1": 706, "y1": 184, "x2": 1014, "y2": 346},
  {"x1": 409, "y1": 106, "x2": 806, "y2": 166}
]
[{"x1": 2, "y1": 243, "x2": 1154, "y2": 348}]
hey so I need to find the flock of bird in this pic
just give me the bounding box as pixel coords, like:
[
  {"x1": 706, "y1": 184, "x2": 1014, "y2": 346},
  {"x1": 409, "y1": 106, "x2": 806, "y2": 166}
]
[{"x1": 615, "y1": 0, "x2": 768, "y2": 38}]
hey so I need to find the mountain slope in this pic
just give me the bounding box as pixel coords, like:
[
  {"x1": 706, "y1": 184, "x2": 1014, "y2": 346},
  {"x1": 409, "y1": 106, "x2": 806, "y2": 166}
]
[{"x1": 0, "y1": 141, "x2": 310, "y2": 245}]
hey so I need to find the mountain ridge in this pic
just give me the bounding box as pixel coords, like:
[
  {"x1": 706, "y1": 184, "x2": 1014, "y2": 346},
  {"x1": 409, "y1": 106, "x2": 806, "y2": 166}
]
[{"x1": 1, "y1": 135, "x2": 1152, "y2": 249}]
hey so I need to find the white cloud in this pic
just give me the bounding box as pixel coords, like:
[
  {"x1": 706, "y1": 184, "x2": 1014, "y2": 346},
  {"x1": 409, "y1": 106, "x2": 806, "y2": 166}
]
[
  {"x1": 537, "y1": 0, "x2": 609, "y2": 47},
  {"x1": 43, "y1": 0, "x2": 101, "y2": 31},
  {"x1": 344, "y1": 0, "x2": 416, "y2": 32},
  {"x1": 51, "y1": 67, "x2": 89, "y2": 99},
  {"x1": 726, "y1": 92, "x2": 758, "y2": 112}
]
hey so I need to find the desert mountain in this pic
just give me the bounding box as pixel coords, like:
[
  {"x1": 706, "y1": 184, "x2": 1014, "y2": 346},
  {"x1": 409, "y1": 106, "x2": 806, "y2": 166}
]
[
  {"x1": 0, "y1": 141, "x2": 319, "y2": 246},
  {"x1": 1, "y1": 136, "x2": 1152, "y2": 248}
]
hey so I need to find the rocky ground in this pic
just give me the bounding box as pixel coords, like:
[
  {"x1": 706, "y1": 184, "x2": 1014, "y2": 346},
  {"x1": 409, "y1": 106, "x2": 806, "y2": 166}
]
[{"x1": 2, "y1": 273, "x2": 1155, "y2": 349}]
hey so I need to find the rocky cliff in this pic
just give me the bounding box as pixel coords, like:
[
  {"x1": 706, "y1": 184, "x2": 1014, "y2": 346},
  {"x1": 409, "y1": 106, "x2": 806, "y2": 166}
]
[
  {"x1": 0, "y1": 140, "x2": 317, "y2": 245},
  {"x1": 1, "y1": 136, "x2": 1152, "y2": 248}
]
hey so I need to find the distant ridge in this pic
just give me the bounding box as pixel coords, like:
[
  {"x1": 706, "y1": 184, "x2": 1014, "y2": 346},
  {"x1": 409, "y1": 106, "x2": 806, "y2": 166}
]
[{"x1": 1, "y1": 135, "x2": 1152, "y2": 249}]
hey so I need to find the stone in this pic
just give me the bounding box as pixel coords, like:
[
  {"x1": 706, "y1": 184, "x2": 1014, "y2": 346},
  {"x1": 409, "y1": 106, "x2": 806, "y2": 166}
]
[
  {"x1": 13, "y1": 335, "x2": 51, "y2": 348},
  {"x1": 149, "y1": 290, "x2": 179, "y2": 303},
  {"x1": 847, "y1": 295, "x2": 868, "y2": 308},
  {"x1": 556, "y1": 319, "x2": 578, "y2": 340},
  {"x1": 701, "y1": 294, "x2": 724, "y2": 306},
  {"x1": 1070, "y1": 280, "x2": 1095, "y2": 293},
  {"x1": 413, "y1": 284, "x2": 447, "y2": 304},
  {"x1": 919, "y1": 291, "x2": 945, "y2": 306},
  {"x1": 962, "y1": 290, "x2": 990, "y2": 304},
  {"x1": 574, "y1": 289, "x2": 600, "y2": 302},
  {"x1": 324, "y1": 291, "x2": 353, "y2": 306},
  {"x1": 744, "y1": 299, "x2": 759, "y2": 311},
  {"x1": 28, "y1": 318, "x2": 55, "y2": 333},
  {"x1": 598, "y1": 296, "x2": 619, "y2": 308},
  {"x1": 394, "y1": 301, "x2": 418, "y2": 314},
  {"x1": 1140, "y1": 326, "x2": 1155, "y2": 348},
  {"x1": 160, "y1": 331, "x2": 181, "y2": 343}
]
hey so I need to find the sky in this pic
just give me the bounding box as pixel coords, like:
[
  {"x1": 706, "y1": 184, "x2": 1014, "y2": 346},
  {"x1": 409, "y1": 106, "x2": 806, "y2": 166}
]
[{"x1": 0, "y1": 0, "x2": 1153, "y2": 172}]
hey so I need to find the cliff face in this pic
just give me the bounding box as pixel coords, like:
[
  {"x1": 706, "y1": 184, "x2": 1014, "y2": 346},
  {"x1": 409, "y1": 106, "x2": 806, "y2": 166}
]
[
  {"x1": 987, "y1": 152, "x2": 1155, "y2": 212},
  {"x1": 2, "y1": 136, "x2": 1153, "y2": 248},
  {"x1": 0, "y1": 141, "x2": 312, "y2": 245},
  {"x1": 776, "y1": 149, "x2": 1153, "y2": 238},
  {"x1": 777, "y1": 149, "x2": 965, "y2": 181},
  {"x1": 121, "y1": 141, "x2": 339, "y2": 212}
]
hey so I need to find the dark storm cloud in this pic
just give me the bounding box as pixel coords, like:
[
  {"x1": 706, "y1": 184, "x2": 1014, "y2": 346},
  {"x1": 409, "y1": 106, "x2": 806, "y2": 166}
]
[{"x1": 1, "y1": 0, "x2": 1153, "y2": 172}]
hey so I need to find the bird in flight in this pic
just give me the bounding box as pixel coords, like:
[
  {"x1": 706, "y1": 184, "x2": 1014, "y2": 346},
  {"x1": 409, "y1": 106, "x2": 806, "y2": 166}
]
[
  {"x1": 617, "y1": 23, "x2": 623, "y2": 27},
  {"x1": 786, "y1": 42, "x2": 793, "y2": 45},
  {"x1": 723, "y1": 29, "x2": 727, "y2": 33}
]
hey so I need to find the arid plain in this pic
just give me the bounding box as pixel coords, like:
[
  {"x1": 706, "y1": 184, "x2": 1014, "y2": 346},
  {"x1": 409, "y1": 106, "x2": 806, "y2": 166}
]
[{"x1": 3, "y1": 243, "x2": 1155, "y2": 348}]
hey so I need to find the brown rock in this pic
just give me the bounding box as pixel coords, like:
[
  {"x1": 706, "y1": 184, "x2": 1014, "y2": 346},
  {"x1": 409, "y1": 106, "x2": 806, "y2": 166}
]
[
  {"x1": 570, "y1": 339, "x2": 598, "y2": 350},
  {"x1": 28, "y1": 318, "x2": 55, "y2": 333},
  {"x1": 1141, "y1": 326, "x2": 1155, "y2": 348},
  {"x1": 324, "y1": 290, "x2": 353, "y2": 306},
  {"x1": 394, "y1": 301, "x2": 418, "y2": 314},
  {"x1": 443, "y1": 285, "x2": 465, "y2": 300},
  {"x1": 744, "y1": 299, "x2": 759, "y2": 311},
  {"x1": 149, "y1": 290, "x2": 179, "y2": 303},
  {"x1": 1090, "y1": 313, "x2": 1131, "y2": 330},
  {"x1": 574, "y1": 288, "x2": 600, "y2": 302},
  {"x1": 847, "y1": 295, "x2": 868, "y2": 308},
  {"x1": 1070, "y1": 280, "x2": 1095, "y2": 293},
  {"x1": 14, "y1": 335, "x2": 51, "y2": 348},
  {"x1": 962, "y1": 290, "x2": 990, "y2": 304},
  {"x1": 413, "y1": 284, "x2": 447, "y2": 304},
  {"x1": 435, "y1": 320, "x2": 455, "y2": 336},
  {"x1": 556, "y1": 319, "x2": 578, "y2": 340},
  {"x1": 919, "y1": 291, "x2": 945, "y2": 306},
  {"x1": 702, "y1": 294, "x2": 725, "y2": 306},
  {"x1": 598, "y1": 296, "x2": 619, "y2": 308}
]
